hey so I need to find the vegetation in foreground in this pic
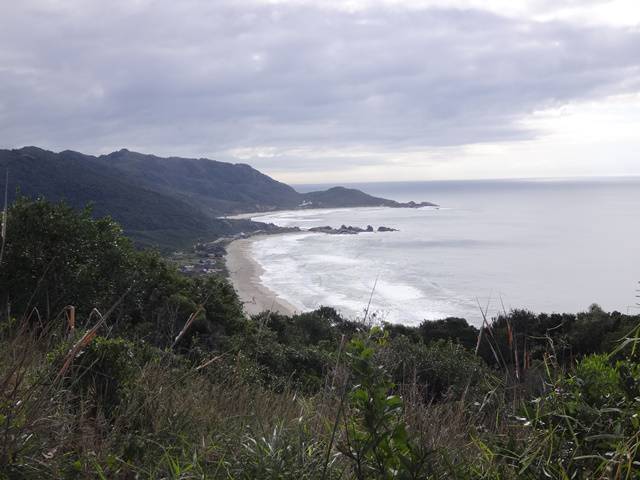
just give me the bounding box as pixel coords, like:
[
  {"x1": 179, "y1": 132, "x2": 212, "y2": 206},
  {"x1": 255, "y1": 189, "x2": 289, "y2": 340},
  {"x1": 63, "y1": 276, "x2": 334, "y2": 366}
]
[{"x1": 1, "y1": 198, "x2": 639, "y2": 479}]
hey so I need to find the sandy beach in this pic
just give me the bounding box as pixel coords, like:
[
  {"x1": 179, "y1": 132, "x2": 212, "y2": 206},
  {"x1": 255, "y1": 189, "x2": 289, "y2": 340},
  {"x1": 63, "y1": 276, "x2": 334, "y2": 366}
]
[{"x1": 225, "y1": 236, "x2": 300, "y2": 316}]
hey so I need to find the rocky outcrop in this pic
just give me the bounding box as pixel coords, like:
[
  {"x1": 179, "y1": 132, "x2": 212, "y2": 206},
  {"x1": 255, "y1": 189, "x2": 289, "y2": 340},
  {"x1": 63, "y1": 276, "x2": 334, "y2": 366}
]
[
  {"x1": 308, "y1": 225, "x2": 398, "y2": 235},
  {"x1": 396, "y1": 200, "x2": 435, "y2": 208}
]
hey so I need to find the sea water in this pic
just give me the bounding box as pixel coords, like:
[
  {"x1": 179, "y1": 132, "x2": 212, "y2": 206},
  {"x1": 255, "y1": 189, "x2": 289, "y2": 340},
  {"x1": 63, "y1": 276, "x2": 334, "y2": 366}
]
[{"x1": 245, "y1": 178, "x2": 640, "y2": 326}]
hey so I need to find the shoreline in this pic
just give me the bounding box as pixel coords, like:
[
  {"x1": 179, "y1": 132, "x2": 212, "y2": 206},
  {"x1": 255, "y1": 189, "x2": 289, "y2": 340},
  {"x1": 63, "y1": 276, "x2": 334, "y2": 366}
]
[
  {"x1": 225, "y1": 235, "x2": 301, "y2": 317},
  {"x1": 223, "y1": 204, "x2": 440, "y2": 221}
]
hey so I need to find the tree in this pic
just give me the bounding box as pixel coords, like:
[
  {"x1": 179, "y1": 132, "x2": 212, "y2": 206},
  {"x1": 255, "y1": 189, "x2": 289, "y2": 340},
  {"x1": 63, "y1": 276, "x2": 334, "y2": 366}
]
[
  {"x1": 0, "y1": 197, "x2": 246, "y2": 349},
  {"x1": 0, "y1": 197, "x2": 134, "y2": 322}
]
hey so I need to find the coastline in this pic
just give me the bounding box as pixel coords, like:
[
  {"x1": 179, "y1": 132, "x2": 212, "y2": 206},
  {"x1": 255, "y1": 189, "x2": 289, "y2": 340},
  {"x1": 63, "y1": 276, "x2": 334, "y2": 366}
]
[{"x1": 225, "y1": 235, "x2": 301, "y2": 317}]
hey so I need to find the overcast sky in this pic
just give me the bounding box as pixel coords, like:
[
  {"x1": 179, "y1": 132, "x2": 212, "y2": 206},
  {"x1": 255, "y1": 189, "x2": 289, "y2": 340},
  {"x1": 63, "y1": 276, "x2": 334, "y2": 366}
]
[{"x1": 2, "y1": 0, "x2": 640, "y2": 183}]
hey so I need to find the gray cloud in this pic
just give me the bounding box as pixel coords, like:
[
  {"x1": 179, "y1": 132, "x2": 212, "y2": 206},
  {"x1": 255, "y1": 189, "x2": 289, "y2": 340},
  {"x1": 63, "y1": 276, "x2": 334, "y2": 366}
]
[{"x1": 1, "y1": 0, "x2": 639, "y2": 174}]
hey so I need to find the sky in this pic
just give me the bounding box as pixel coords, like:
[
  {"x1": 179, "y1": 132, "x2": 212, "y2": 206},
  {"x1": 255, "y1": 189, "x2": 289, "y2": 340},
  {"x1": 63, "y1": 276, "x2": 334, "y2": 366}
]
[{"x1": 1, "y1": 0, "x2": 640, "y2": 183}]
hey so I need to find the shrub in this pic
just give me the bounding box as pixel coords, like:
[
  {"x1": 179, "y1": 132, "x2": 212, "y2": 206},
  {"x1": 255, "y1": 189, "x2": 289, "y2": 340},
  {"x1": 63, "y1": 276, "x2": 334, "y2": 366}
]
[
  {"x1": 0, "y1": 198, "x2": 248, "y2": 350},
  {"x1": 487, "y1": 353, "x2": 640, "y2": 478},
  {"x1": 381, "y1": 336, "x2": 492, "y2": 402},
  {"x1": 418, "y1": 317, "x2": 478, "y2": 350},
  {"x1": 340, "y1": 327, "x2": 433, "y2": 479},
  {"x1": 0, "y1": 197, "x2": 134, "y2": 321},
  {"x1": 49, "y1": 336, "x2": 150, "y2": 416}
]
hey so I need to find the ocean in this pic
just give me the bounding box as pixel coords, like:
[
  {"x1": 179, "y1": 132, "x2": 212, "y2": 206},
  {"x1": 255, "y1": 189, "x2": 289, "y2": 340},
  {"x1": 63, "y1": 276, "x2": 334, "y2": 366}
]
[{"x1": 243, "y1": 177, "x2": 640, "y2": 326}]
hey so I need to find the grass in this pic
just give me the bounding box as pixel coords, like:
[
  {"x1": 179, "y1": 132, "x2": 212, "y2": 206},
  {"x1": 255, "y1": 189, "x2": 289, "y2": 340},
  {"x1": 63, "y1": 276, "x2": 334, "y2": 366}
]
[
  {"x1": 0, "y1": 309, "x2": 487, "y2": 479},
  {"x1": 2, "y1": 307, "x2": 640, "y2": 478}
]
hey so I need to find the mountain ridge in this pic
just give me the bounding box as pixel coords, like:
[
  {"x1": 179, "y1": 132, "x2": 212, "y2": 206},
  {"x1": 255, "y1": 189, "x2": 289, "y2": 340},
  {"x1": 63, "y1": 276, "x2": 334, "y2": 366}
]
[{"x1": 0, "y1": 146, "x2": 435, "y2": 249}]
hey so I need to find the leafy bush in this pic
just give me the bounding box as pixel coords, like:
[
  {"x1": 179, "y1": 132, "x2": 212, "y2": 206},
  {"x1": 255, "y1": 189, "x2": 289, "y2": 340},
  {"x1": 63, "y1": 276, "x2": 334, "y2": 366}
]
[
  {"x1": 380, "y1": 336, "x2": 493, "y2": 402},
  {"x1": 0, "y1": 197, "x2": 134, "y2": 321},
  {"x1": 340, "y1": 327, "x2": 433, "y2": 479},
  {"x1": 485, "y1": 353, "x2": 640, "y2": 478},
  {"x1": 572, "y1": 354, "x2": 623, "y2": 405},
  {"x1": 227, "y1": 326, "x2": 332, "y2": 392},
  {"x1": 0, "y1": 198, "x2": 246, "y2": 351},
  {"x1": 49, "y1": 336, "x2": 150, "y2": 415},
  {"x1": 418, "y1": 317, "x2": 479, "y2": 350}
]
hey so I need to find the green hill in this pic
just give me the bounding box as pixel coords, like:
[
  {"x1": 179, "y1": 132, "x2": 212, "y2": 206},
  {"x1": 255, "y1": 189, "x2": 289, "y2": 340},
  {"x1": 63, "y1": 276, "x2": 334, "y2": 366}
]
[
  {"x1": 0, "y1": 147, "x2": 269, "y2": 249},
  {"x1": 0, "y1": 146, "x2": 436, "y2": 249},
  {"x1": 302, "y1": 186, "x2": 436, "y2": 208},
  {"x1": 96, "y1": 149, "x2": 302, "y2": 216}
]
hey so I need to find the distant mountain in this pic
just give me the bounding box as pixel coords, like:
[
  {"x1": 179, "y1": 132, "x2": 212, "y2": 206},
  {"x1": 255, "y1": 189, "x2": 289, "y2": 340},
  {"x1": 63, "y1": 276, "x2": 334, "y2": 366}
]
[
  {"x1": 0, "y1": 147, "x2": 274, "y2": 249},
  {"x1": 96, "y1": 149, "x2": 302, "y2": 216},
  {"x1": 0, "y1": 147, "x2": 435, "y2": 249},
  {"x1": 302, "y1": 186, "x2": 435, "y2": 209}
]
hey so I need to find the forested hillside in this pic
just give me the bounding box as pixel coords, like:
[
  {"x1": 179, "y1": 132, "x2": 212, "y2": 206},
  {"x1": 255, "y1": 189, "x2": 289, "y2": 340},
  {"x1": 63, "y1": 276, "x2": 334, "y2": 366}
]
[
  {"x1": 0, "y1": 147, "x2": 277, "y2": 249},
  {"x1": 96, "y1": 148, "x2": 302, "y2": 215},
  {"x1": 0, "y1": 147, "x2": 435, "y2": 249}
]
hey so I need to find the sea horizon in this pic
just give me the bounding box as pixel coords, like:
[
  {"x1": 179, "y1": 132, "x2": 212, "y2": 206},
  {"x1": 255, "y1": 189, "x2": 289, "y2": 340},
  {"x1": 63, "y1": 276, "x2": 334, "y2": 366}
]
[{"x1": 293, "y1": 174, "x2": 640, "y2": 197}]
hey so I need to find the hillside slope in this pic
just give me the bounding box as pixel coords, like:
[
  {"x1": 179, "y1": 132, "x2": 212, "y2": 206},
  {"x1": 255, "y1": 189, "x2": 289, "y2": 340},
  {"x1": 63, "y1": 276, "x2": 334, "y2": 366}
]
[
  {"x1": 0, "y1": 146, "x2": 436, "y2": 248},
  {"x1": 0, "y1": 147, "x2": 268, "y2": 249},
  {"x1": 97, "y1": 149, "x2": 302, "y2": 215}
]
